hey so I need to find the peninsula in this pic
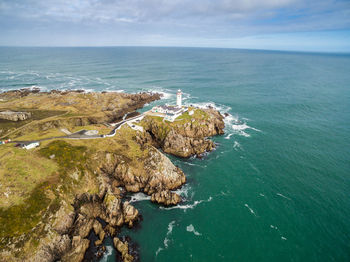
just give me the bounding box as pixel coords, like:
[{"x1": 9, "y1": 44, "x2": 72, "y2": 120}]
[{"x1": 0, "y1": 89, "x2": 225, "y2": 261}]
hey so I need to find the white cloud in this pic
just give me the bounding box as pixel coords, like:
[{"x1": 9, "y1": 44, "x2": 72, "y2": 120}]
[{"x1": 0, "y1": 0, "x2": 349, "y2": 50}]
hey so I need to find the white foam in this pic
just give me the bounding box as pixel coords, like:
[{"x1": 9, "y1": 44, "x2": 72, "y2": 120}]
[
  {"x1": 174, "y1": 184, "x2": 192, "y2": 199},
  {"x1": 155, "y1": 247, "x2": 163, "y2": 256},
  {"x1": 223, "y1": 113, "x2": 261, "y2": 138},
  {"x1": 146, "y1": 87, "x2": 174, "y2": 100},
  {"x1": 233, "y1": 141, "x2": 242, "y2": 150},
  {"x1": 244, "y1": 204, "x2": 257, "y2": 216},
  {"x1": 259, "y1": 193, "x2": 265, "y2": 197},
  {"x1": 270, "y1": 225, "x2": 278, "y2": 230},
  {"x1": 100, "y1": 245, "x2": 114, "y2": 262},
  {"x1": 106, "y1": 89, "x2": 125, "y2": 93},
  {"x1": 276, "y1": 193, "x2": 291, "y2": 201},
  {"x1": 186, "y1": 101, "x2": 231, "y2": 114},
  {"x1": 186, "y1": 224, "x2": 202, "y2": 236},
  {"x1": 156, "y1": 220, "x2": 176, "y2": 255},
  {"x1": 281, "y1": 236, "x2": 287, "y2": 241},
  {"x1": 129, "y1": 192, "x2": 151, "y2": 203},
  {"x1": 225, "y1": 134, "x2": 233, "y2": 140},
  {"x1": 164, "y1": 221, "x2": 176, "y2": 248},
  {"x1": 160, "y1": 197, "x2": 212, "y2": 211}
]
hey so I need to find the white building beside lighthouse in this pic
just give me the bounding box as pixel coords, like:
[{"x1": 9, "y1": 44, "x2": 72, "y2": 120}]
[
  {"x1": 176, "y1": 89, "x2": 182, "y2": 107},
  {"x1": 150, "y1": 89, "x2": 187, "y2": 122}
]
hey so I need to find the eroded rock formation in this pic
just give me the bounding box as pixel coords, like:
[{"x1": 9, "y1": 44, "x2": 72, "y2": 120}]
[{"x1": 141, "y1": 108, "x2": 225, "y2": 157}]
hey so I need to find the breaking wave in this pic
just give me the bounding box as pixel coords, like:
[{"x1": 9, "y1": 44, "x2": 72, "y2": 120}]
[
  {"x1": 129, "y1": 192, "x2": 151, "y2": 203},
  {"x1": 174, "y1": 184, "x2": 192, "y2": 199},
  {"x1": 99, "y1": 245, "x2": 114, "y2": 262},
  {"x1": 159, "y1": 197, "x2": 212, "y2": 211}
]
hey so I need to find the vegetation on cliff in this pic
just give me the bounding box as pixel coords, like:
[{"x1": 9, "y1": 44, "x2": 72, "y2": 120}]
[{"x1": 141, "y1": 107, "x2": 225, "y2": 157}]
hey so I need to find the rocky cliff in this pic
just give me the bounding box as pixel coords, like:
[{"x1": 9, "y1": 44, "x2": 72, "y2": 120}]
[
  {"x1": 141, "y1": 107, "x2": 225, "y2": 157},
  {"x1": 0, "y1": 90, "x2": 225, "y2": 262},
  {"x1": 0, "y1": 129, "x2": 186, "y2": 262}
]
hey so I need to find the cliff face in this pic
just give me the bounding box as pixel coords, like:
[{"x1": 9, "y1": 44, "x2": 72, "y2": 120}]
[
  {"x1": 98, "y1": 145, "x2": 186, "y2": 205},
  {"x1": 141, "y1": 108, "x2": 225, "y2": 157},
  {"x1": 0, "y1": 128, "x2": 186, "y2": 262}
]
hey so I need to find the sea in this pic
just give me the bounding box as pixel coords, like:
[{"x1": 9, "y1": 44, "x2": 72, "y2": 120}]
[{"x1": 0, "y1": 47, "x2": 349, "y2": 261}]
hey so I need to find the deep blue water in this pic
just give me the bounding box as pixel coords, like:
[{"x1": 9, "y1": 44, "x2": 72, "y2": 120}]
[{"x1": 1, "y1": 47, "x2": 350, "y2": 261}]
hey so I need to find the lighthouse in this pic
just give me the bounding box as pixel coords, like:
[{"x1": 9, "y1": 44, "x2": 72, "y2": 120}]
[{"x1": 176, "y1": 89, "x2": 182, "y2": 107}]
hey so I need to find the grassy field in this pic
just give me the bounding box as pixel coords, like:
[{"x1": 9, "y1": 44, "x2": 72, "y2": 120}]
[
  {"x1": 0, "y1": 109, "x2": 66, "y2": 139},
  {"x1": 0, "y1": 144, "x2": 59, "y2": 208},
  {"x1": 12, "y1": 123, "x2": 112, "y2": 141}
]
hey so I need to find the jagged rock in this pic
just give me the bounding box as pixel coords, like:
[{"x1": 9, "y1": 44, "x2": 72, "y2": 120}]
[
  {"x1": 122, "y1": 202, "x2": 139, "y2": 227},
  {"x1": 142, "y1": 108, "x2": 225, "y2": 158},
  {"x1": 52, "y1": 205, "x2": 75, "y2": 234},
  {"x1": 73, "y1": 215, "x2": 94, "y2": 239},
  {"x1": 31, "y1": 234, "x2": 71, "y2": 262},
  {"x1": 95, "y1": 239, "x2": 103, "y2": 246},
  {"x1": 93, "y1": 220, "x2": 105, "y2": 243},
  {"x1": 79, "y1": 201, "x2": 105, "y2": 219},
  {"x1": 104, "y1": 193, "x2": 124, "y2": 226},
  {"x1": 151, "y1": 190, "x2": 181, "y2": 206},
  {"x1": 163, "y1": 130, "x2": 215, "y2": 157},
  {"x1": 113, "y1": 237, "x2": 134, "y2": 262},
  {"x1": 105, "y1": 224, "x2": 116, "y2": 236},
  {"x1": 103, "y1": 146, "x2": 185, "y2": 205},
  {"x1": 61, "y1": 238, "x2": 89, "y2": 262}
]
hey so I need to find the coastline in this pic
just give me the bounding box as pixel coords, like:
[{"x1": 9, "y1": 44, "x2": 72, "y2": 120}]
[{"x1": 0, "y1": 89, "x2": 225, "y2": 261}]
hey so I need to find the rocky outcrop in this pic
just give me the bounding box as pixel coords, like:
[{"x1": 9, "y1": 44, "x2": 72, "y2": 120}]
[
  {"x1": 27, "y1": 140, "x2": 185, "y2": 261},
  {"x1": 0, "y1": 110, "x2": 31, "y2": 121},
  {"x1": 27, "y1": 189, "x2": 140, "y2": 262},
  {"x1": 142, "y1": 108, "x2": 225, "y2": 157},
  {"x1": 113, "y1": 237, "x2": 133, "y2": 262},
  {"x1": 151, "y1": 190, "x2": 181, "y2": 205},
  {"x1": 99, "y1": 146, "x2": 186, "y2": 206}
]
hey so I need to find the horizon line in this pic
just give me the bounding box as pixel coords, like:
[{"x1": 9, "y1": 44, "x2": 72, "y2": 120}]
[{"x1": 0, "y1": 45, "x2": 349, "y2": 55}]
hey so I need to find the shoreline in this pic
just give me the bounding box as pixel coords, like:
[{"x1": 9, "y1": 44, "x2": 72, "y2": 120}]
[{"x1": 0, "y1": 89, "x2": 225, "y2": 261}]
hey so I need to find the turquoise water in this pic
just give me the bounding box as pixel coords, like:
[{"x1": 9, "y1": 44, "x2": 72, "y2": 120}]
[{"x1": 1, "y1": 47, "x2": 350, "y2": 261}]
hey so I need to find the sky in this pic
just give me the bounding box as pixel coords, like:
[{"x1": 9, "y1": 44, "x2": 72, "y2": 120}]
[{"x1": 0, "y1": 0, "x2": 350, "y2": 52}]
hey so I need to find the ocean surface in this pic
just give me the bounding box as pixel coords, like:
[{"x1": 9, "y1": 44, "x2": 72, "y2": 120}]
[{"x1": 1, "y1": 47, "x2": 350, "y2": 261}]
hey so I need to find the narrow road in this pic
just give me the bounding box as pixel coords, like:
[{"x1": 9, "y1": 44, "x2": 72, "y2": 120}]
[{"x1": 9, "y1": 113, "x2": 145, "y2": 145}]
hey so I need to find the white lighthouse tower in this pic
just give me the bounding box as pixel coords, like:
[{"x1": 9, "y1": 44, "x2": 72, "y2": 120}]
[{"x1": 176, "y1": 89, "x2": 182, "y2": 107}]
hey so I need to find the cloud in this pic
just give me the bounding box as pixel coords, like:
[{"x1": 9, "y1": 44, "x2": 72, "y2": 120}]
[{"x1": 0, "y1": 0, "x2": 349, "y2": 50}]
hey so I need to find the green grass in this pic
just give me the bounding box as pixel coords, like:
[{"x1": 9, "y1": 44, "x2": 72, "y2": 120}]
[
  {"x1": 0, "y1": 109, "x2": 66, "y2": 139},
  {"x1": 39, "y1": 140, "x2": 88, "y2": 171},
  {"x1": 174, "y1": 108, "x2": 209, "y2": 124},
  {"x1": 0, "y1": 182, "x2": 52, "y2": 245},
  {"x1": 0, "y1": 145, "x2": 59, "y2": 208}
]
